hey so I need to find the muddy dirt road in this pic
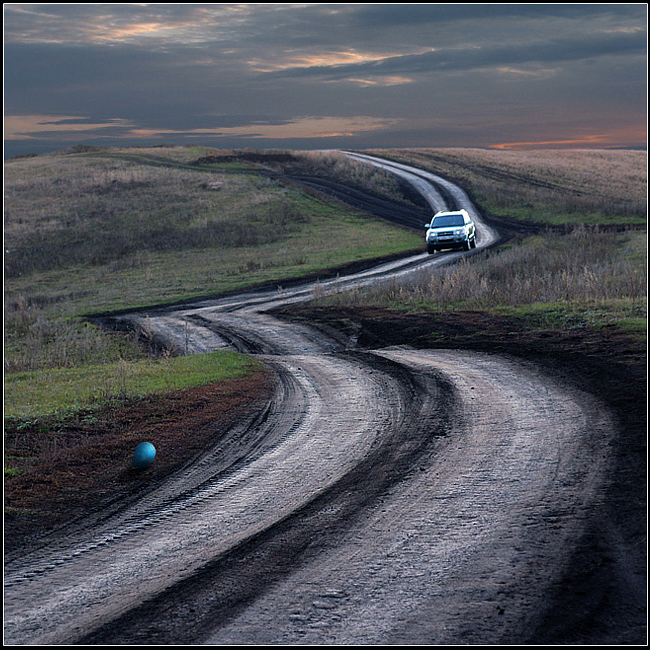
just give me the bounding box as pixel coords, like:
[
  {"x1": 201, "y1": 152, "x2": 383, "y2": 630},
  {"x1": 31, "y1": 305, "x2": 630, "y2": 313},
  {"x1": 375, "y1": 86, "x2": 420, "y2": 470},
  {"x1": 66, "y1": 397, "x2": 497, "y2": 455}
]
[{"x1": 3, "y1": 155, "x2": 643, "y2": 645}]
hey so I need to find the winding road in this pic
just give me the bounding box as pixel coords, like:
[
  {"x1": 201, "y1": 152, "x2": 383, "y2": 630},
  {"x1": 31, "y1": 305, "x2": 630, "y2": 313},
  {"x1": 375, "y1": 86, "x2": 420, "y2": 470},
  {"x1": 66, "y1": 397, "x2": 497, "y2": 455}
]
[{"x1": 3, "y1": 154, "x2": 617, "y2": 644}]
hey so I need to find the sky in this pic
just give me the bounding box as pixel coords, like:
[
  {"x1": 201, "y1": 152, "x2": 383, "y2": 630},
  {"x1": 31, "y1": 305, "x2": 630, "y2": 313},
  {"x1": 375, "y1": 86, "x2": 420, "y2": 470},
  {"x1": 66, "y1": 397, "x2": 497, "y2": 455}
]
[{"x1": 3, "y1": 3, "x2": 648, "y2": 158}]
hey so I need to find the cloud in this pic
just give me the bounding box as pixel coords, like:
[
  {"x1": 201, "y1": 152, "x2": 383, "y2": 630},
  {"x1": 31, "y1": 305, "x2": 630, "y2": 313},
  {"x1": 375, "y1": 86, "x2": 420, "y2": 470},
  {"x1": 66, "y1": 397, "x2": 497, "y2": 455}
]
[
  {"x1": 268, "y1": 30, "x2": 647, "y2": 81},
  {"x1": 491, "y1": 125, "x2": 649, "y2": 150},
  {"x1": 3, "y1": 3, "x2": 647, "y2": 156},
  {"x1": 4, "y1": 115, "x2": 135, "y2": 140},
  {"x1": 4, "y1": 113, "x2": 399, "y2": 143},
  {"x1": 128, "y1": 115, "x2": 402, "y2": 140},
  {"x1": 2, "y1": 4, "x2": 236, "y2": 45},
  {"x1": 351, "y1": 3, "x2": 646, "y2": 27}
]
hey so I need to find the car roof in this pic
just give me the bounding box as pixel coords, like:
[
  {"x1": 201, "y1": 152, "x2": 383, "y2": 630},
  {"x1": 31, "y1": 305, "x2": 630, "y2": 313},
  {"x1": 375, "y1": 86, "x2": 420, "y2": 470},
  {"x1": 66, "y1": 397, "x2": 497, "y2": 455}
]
[{"x1": 433, "y1": 210, "x2": 468, "y2": 218}]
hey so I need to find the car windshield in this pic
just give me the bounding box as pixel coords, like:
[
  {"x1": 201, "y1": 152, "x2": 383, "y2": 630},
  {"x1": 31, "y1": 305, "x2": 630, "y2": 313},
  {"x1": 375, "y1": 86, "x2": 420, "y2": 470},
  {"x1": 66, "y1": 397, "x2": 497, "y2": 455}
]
[{"x1": 431, "y1": 214, "x2": 464, "y2": 227}]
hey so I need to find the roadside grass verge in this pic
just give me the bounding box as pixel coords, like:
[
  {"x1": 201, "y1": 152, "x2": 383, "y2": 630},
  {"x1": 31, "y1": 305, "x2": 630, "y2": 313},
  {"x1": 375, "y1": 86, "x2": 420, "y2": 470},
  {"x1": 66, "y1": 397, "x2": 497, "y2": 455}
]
[
  {"x1": 4, "y1": 370, "x2": 274, "y2": 538},
  {"x1": 316, "y1": 228, "x2": 647, "y2": 335},
  {"x1": 276, "y1": 149, "x2": 424, "y2": 208},
  {"x1": 3, "y1": 351, "x2": 263, "y2": 478},
  {"x1": 4, "y1": 350, "x2": 262, "y2": 422},
  {"x1": 4, "y1": 300, "x2": 149, "y2": 373},
  {"x1": 5, "y1": 196, "x2": 420, "y2": 316}
]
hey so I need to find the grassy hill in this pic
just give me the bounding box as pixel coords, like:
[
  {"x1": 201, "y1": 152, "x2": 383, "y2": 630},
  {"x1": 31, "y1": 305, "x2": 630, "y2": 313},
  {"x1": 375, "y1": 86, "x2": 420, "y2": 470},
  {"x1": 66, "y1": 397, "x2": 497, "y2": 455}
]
[
  {"x1": 4, "y1": 145, "x2": 646, "y2": 516},
  {"x1": 4, "y1": 146, "x2": 426, "y2": 491}
]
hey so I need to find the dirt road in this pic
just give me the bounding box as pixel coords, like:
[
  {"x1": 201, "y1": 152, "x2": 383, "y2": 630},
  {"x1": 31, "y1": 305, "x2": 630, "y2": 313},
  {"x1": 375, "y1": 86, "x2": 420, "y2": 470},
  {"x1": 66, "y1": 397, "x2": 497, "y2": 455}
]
[{"x1": 3, "y1": 155, "x2": 643, "y2": 645}]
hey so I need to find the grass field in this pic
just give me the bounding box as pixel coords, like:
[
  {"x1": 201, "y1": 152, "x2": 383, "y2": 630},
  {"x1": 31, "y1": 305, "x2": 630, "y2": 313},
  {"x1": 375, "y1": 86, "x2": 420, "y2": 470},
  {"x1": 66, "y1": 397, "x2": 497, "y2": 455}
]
[
  {"x1": 371, "y1": 147, "x2": 647, "y2": 226},
  {"x1": 321, "y1": 225, "x2": 646, "y2": 334},
  {"x1": 4, "y1": 145, "x2": 646, "y2": 478},
  {"x1": 5, "y1": 147, "x2": 420, "y2": 302},
  {"x1": 315, "y1": 148, "x2": 647, "y2": 333},
  {"x1": 4, "y1": 351, "x2": 261, "y2": 420},
  {"x1": 5, "y1": 146, "x2": 421, "y2": 377}
]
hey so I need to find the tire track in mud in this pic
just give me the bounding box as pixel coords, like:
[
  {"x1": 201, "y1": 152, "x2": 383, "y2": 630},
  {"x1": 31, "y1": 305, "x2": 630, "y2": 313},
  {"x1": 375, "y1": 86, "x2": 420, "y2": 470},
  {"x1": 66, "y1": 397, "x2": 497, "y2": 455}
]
[{"x1": 3, "y1": 155, "x2": 615, "y2": 645}]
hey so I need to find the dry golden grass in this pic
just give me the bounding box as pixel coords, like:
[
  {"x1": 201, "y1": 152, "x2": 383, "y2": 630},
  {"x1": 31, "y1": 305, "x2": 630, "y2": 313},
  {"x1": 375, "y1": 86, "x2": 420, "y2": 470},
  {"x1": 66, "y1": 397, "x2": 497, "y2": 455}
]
[
  {"x1": 4, "y1": 150, "x2": 258, "y2": 246},
  {"x1": 321, "y1": 227, "x2": 646, "y2": 335},
  {"x1": 371, "y1": 147, "x2": 647, "y2": 225}
]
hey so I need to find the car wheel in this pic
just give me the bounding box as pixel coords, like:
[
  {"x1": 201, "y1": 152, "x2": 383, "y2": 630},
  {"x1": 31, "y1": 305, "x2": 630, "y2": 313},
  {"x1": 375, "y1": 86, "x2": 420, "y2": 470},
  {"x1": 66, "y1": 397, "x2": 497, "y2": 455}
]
[{"x1": 427, "y1": 246, "x2": 436, "y2": 255}]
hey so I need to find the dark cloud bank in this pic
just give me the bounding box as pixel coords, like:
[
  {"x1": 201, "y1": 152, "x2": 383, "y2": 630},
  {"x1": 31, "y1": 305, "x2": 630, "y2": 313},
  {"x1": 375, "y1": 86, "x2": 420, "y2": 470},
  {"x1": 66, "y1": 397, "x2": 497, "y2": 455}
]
[{"x1": 4, "y1": 3, "x2": 647, "y2": 157}]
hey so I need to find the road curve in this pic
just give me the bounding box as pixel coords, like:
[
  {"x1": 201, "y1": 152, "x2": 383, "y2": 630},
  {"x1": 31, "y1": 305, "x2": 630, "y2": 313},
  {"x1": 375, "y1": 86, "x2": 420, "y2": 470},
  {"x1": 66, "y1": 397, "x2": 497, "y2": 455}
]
[
  {"x1": 3, "y1": 155, "x2": 615, "y2": 645},
  {"x1": 342, "y1": 150, "x2": 500, "y2": 250}
]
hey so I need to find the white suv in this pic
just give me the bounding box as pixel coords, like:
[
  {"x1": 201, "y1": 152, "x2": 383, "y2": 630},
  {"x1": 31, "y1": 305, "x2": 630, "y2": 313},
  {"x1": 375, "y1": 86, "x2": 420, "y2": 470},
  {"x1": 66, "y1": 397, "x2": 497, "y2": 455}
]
[{"x1": 425, "y1": 209, "x2": 476, "y2": 254}]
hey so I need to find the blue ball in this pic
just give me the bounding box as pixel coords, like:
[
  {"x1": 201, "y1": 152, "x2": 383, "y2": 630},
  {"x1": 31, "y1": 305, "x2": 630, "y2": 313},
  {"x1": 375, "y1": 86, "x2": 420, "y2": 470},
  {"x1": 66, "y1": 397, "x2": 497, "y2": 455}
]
[{"x1": 132, "y1": 441, "x2": 156, "y2": 468}]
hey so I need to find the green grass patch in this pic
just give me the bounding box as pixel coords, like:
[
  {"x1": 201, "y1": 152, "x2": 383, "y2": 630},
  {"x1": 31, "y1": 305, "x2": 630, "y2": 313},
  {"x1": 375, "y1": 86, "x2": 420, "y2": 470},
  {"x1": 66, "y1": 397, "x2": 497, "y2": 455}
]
[
  {"x1": 4, "y1": 148, "x2": 422, "y2": 373},
  {"x1": 617, "y1": 317, "x2": 647, "y2": 332},
  {"x1": 494, "y1": 300, "x2": 647, "y2": 333},
  {"x1": 4, "y1": 351, "x2": 261, "y2": 420}
]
